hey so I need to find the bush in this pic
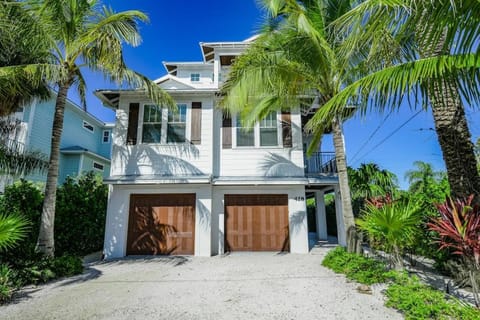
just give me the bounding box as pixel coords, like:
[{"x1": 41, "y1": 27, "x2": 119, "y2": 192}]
[
  {"x1": 322, "y1": 247, "x2": 391, "y2": 284},
  {"x1": 51, "y1": 255, "x2": 83, "y2": 277},
  {"x1": 55, "y1": 172, "x2": 108, "y2": 256},
  {"x1": 0, "y1": 180, "x2": 43, "y2": 262},
  {"x1": 0, "y1": 264, "x2": 14, "y2": 304},
  {"x1": 386, "y1": 272, "x2": 480, "y2": 320}
]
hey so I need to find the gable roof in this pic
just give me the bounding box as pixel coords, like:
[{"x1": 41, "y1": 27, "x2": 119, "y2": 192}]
[{"x1": 154, "y1": 74, "x2": 196, "y2": 90}]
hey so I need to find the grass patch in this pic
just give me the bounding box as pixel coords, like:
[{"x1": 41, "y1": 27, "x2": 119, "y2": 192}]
[{"x1": 322, "y1": 247, "x2": 480, "y2": 319}]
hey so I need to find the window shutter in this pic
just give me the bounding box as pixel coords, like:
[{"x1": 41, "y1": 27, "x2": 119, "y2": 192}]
[
  {"x1": 222, "y1": 113, "x2": 232, "y2": 149},
  {"x1": 281, "y1": 112, "x2": 292, "y2": 148},
  {"x1": 127, "y1": 103, "x2": 139, "y2": 145},
  {"x1": 190, "y1": 102, "x2": 202, "y2": 145}
]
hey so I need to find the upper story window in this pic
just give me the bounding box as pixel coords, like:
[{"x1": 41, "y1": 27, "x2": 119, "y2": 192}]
[
  {"x1": 93, "y1": 161, "x2": 104, "y2": 171},
  {"x1": 141, "y1": 104, "x2": 187, "y2": 144},
  {"x1": 190, "y1": 73, "x2": 200, "y2": 82},
  {"x1": 167, "y1": 104, "x2": 187, "y2": 143},
  {"x1": 83, "y1": 121, "x2": 94, "y2": 133},
  {"x1": 234, "y1": 112, "x2": 280, "y2": 148},
  {"x1": 102, "y1": 130, "x2": 110, "y2": 143},
  {"x1": 142, "y1": 104, "x2": 163, "y2": 143}
]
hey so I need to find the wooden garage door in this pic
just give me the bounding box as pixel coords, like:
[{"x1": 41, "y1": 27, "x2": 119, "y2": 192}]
[
  {"x1": 127, "y1": 194, "x2": 195, "y2": 255},
  {"x1": 224, "y1": 194, "x2": 289, "y2": 252}
]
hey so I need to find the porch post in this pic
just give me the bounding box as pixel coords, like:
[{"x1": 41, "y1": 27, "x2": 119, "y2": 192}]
[
  {"x1": 334, "y1": 185, "x2": 347, "y2": 246},
  {"x1": 315, "y1": 191, "x2": 328, "y2": 240}
]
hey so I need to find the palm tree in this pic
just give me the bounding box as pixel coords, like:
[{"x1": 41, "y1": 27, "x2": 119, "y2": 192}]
[
  {"x1": 0, "y1": 0, "x2": 174, "y2": 256},
  {"x1": 0, "y1": 1, "x2": 50, "y2": 116},
  {"x1": 405, "y1": 161, "x2": 444, "y2": 194},
  {"x1": 308, "y1": 0, "x2": 480, "y2": 202},
  {"x1": 349, "y1": 163, "x2": 398, "y2": 200},
  {"x1": 221, "y1": 0, "x2": 358, "y2": 248}
]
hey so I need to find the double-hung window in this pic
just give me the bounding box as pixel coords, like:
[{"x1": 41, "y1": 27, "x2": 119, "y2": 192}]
[
  {"x1": 142, "y1": 104, "x2": 163, "y2": 143},
  {"x1": 234, "y1": 112, "x2": 279, "y2": 147},
  {"x1": 141, "y1": 104, "x2": 187, "y2": 144},
  {"x1": 260, "y1": 112, "x2": 278, "y2": 146},
  {"x1": 167, "y1": 104, "x2": 187, "y2": 143}
]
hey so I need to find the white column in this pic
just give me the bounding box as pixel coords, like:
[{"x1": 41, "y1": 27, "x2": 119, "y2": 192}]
[
  {"x1": 315, "y1": 191, "x2": 328, "y2": 240},
  {"x1": 213, "y1": 53, "x2": 220, "y2": 88},
  {"x1": 334, "y1": 185, "x2": 346, "y2": 246}
]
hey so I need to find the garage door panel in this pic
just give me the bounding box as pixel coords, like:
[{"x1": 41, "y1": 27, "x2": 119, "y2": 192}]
[
  {"x1": 127, "y1": 194, "x2": 195, "y2": 255},
  {"x1": 225, "y1": 195, "x2": 289, "y2": 252}
]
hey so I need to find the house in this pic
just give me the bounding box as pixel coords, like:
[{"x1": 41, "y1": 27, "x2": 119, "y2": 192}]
[
  {"x1": 1, "y1": 94, "x2": 113, "y2": 186},
  {"x1": 95, "y1": 37, "x2": 345, "y2": 259}
]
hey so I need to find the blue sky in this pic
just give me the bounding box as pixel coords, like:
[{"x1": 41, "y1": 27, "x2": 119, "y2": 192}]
[{"x1": 74, "y1": 0, "x2": 480, "y2": 189}]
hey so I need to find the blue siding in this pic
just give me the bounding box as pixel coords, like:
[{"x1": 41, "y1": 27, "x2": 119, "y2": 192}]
[{"x1": 21, "y1": 95, "x2": 112, "y2": 184}]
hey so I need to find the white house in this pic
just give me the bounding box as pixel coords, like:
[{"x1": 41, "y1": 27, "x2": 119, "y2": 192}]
[{"x1": 95, "y1": 37, "x2": 345, "y2": 259}]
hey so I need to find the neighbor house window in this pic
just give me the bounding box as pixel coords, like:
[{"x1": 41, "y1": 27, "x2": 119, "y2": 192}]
[
  {"x1": 190, "y1": 73, "x2": 200, "y2": 82},
  {"x1": 260, "y1": 112, "x2": 278, "y2": 146},
  {"x1": 234, "y1": 112, "x2": 280, "y2": 148},
  {"x1": 236, "y1": 118, "x2": 254, "y2": 147},
  {"x1": 83, "y1": 121, "x2": 94, "y2": 133},
  {"x1": 93, "y1": 162, "x2": 104, "y2": 171},
  {"x1": 167, "y1": 104, "x2": 187, "y2": 143},
  {"x1": 102, "y1": 130, "x2": 110, "y2": 143},
  {"x1": 142, "y1": 104, "x2": 162, "y2": 143}
]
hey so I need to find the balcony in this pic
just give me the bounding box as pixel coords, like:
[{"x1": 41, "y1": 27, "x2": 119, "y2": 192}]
[{"x1": 304, "y1": 152, "x2": 337, "y2": 176}]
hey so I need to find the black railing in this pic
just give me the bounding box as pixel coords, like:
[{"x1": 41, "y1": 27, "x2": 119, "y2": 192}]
[{"x1": 304, "y1": 152, "x2": 337, "y2": 175}]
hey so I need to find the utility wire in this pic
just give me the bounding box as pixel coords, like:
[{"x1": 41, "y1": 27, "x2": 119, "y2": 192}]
[
  {"x1": 352, "y1": 110, "x2": 423, "y2": 165},
  {"x1": 349, "y1": 110, "x2": 394, "y2": 164}
]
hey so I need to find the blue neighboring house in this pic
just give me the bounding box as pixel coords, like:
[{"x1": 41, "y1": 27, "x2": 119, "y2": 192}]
[{"x1": 10, "y1": 93, "x2": 113, "y2": 184}]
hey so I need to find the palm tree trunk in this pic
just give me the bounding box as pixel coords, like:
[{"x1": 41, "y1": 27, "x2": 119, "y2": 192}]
[
  {"x1": 418, "y1": 13, "x2": 480, "y2": 203},
  {"x1": 36, "y1": 81, "x2": 71, "y2": 256},
  {"x1": 331, "y1": 116, "x2": 358, "y2": 252}
]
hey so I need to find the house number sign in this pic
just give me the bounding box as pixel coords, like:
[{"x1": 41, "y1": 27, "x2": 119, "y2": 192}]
[{"x1": 294, "y1": 196, "x2": 305, "y2": 202}]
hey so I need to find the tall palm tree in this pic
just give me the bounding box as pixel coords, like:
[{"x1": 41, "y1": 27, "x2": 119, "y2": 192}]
[
  {"x1": 308, "y1": 0, "x2": 480, "y2": 202},
  {"x1": 0, "y1": 0, "x2": 174, "y2": 256},
  {"x1": 349, "y1": 163, "x2": 398, "y2": 200},
  {"x1": 221, "y1": 0, "x2": 358, "y2": 248},
  {"x1": 405, "y1": 161, "x2": 444, "y2": 194}
]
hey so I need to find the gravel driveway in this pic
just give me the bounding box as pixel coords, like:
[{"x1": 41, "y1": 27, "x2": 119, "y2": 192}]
[{"x1": 1, "y1": 244, "x2": 402, "y2": 320}]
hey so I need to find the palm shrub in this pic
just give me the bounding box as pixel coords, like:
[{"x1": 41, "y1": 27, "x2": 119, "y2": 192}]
[
  {"x1": 427, "y1": 195, "x2": 480, "y2": 306},
  {"x1": 0, "y1": 212, "x2": 29, "y2": 252},
  {"x1": 357, "y1": 198, "x2": 422, "y2": 270}
]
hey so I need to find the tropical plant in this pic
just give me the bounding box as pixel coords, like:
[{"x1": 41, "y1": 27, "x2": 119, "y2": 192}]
[
  {"x1": 357, "y1": 199, "x2": 422, "y2": 269},
  {"x1": 0, "y1": 0, "x2": 50, "y2": 116},
  {"x1": 221, "y1": 0, "x2": 359, "y2": 249},
  {"x1": 0, "y1": 212, "x2": 30, "y2": 252},
  {"x1": 0, "y1": 0, "x2": 175, "y2": 256},
  {"x1": 427, "y1": 195, "x2": 480, "y2": 306},
  {"x1": 349, "y1": 163, "x2": 398, "y2": 200},
  {"x1": 405, "y1": 161, "x2": 445, "y2": 195},
  {"x1": 308, "y1": 0, "x2": 480, "y2": 202}
]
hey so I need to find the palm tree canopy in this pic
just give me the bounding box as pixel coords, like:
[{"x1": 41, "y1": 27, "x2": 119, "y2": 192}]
[
  {"x1": 307, "y1": 0, "x2": 480, "y2": 129},
  {"x1": 0, "y1": 0, "x2": 175, "y2": 109},
  {"x1": 405, "y1": 161, "x2": 445, "y2": 193}
]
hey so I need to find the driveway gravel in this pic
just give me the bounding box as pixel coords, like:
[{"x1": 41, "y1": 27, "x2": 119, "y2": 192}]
[{"x1": 1, "y1": 243, "x2": 402, "y2": 320}]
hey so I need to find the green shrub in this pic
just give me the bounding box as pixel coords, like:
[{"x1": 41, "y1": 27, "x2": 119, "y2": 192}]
[
  {"x1": 55, "y1": 172, "x2": 108, "y2": 256},
  {"x1": 0, "y1": 264, "x2": 14, "y2": 303},
  {"x1": 51, "y1": 256, "x2": 83, "y2": 277},
  {"x1": 322, "y1": 247, "x2": 391, "y2": 284},
  {"x1": 386, "y1": 272, "x2": 480, "y2": 320}
]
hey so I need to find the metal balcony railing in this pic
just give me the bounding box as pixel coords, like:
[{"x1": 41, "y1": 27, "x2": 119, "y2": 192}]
[{"x1": 304, "y1": 152, "x2": 337, "y2": 175}]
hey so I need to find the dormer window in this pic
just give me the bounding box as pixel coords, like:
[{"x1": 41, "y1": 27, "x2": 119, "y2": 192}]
[{"x1": 190, "y1": 73, "x2": 200, "y2": 82}]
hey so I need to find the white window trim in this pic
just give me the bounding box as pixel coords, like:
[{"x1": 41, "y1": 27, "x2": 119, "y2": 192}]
[
  {"x1": 93, "y1": 161, "x2": 104, "y2": 172},
  {"x1": 232, "y1": 113, "x2": 282, "y2": 148},
  {"x1": 102, "y1": 130, "x2": 110, "y2": 144},
  {"x1": 82, "y1": 120, "x2": 94, "y2": 133},
  {"x1": 137, "y1": 103, "x2": 191, "y2": 145}
]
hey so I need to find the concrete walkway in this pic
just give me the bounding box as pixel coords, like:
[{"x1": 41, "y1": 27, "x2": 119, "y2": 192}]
[{"x1": 1, "y1": 243, "x2": 402, "y2": 320}]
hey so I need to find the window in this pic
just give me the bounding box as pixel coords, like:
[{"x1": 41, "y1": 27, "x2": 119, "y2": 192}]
[
  {"x1": 83, "y1": 121, "x2": 94, "y2": 133},
  {"x1": 236, "y1": 118, "x2": 254, "y2": 147},
  {"x1": 167, "y1": 104, "x2": 187, "y2": 143},
  {"x1": 93, "y1": 162, "x2": 104, "y2": 171},
  {"x1": 234, "y1": 112, "x2": 280, "y2": 148},
  {"x1": 142, "y1": 104, "x2": 163, "y2": 143},
  {"x1": 260, "y1": 112, "x2": 278, "y2": 146},
  {"x1": 190, "y1": 73, "x2": 200, "y2": 82},
  {"x1": 102, "y1": 130, "x2": 110, "y2": 143}
]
